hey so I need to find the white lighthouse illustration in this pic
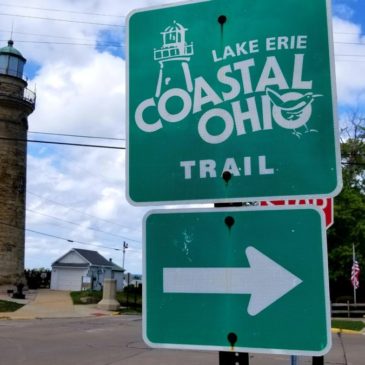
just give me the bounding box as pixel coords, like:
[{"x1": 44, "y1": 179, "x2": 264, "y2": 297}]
[{"x1": 154, "y1": 21, "x2": 194, "y2": 98}]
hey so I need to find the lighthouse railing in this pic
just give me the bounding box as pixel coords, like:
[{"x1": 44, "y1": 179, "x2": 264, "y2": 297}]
[
  {"x1": 154, "y1": 44, "x2": 194, "y2": 61},
  {"x1": 0, "y1": 80, "x2": 36, "y2": 106},
  {"x1": 23, "y1": 87, "x2": 36, "y2": 105}
]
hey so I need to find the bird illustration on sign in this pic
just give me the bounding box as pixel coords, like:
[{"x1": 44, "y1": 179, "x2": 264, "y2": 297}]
[{"x1": 266, "y1": 87, "x2": 322, "y2": 137}]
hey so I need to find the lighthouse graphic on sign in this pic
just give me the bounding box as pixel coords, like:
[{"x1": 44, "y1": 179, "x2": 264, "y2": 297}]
[{"x1": 154, "y1": 21, "x2": 194, "y2": 97}]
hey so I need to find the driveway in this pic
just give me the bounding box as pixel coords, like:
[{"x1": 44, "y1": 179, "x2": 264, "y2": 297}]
[{"x1": 0, "y1": 289, "x2": 117, "y2": 319}]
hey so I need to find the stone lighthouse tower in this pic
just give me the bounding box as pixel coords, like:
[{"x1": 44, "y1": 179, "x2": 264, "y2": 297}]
[{"x1": 0, "y1": 40, "x2": 35, "y2": 285}]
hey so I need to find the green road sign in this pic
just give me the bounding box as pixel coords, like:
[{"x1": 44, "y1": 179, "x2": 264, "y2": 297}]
[
  {"x1": 143, "y1": 207, "x2": 331, "y2": 355},
  {"x1": 127, "y1": 0, "x2": 342, "y2": 205}
]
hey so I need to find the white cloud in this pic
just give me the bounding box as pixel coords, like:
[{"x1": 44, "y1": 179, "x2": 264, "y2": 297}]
[
  {"x1": 333, "y1": 17, "x2": 365, "y2": 107},
  {"x1": 30, "y1": 52, "x2": 125, "y2": 137}
]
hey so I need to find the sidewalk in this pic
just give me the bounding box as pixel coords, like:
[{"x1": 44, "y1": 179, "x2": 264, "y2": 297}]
[
  {"x1": 0, "y1": 289, "x2": 119, "y2": 320},
  {"x1": 1, "y1": 288, "x2": 364, "y2": 334}
]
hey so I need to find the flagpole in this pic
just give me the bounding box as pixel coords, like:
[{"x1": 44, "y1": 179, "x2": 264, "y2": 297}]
[{"x1": 353, "y1": 244, "x2": 357, "y2": 305}]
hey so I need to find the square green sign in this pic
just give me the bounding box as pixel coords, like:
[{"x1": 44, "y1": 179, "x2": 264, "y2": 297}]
[
  {"x1": 127, "y1": 0, "x2": 341, "y2": 205},
  {"x1": 143, "y1": 207, "x2": 331, "y2": 355}
]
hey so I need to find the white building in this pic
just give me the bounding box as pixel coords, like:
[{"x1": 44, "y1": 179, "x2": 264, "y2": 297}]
[{"x1": 50, "y1": 248, "x2": 124, "y2": 291}]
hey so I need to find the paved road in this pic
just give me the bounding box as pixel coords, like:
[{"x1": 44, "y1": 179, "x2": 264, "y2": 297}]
[{"x1": 0, "y1": 316, "x2": 363, "y2": 365}]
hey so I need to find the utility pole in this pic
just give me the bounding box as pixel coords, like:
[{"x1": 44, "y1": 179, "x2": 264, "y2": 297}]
[{"x1": 122, "y1": 241, "x2": 128, "y2": 269}]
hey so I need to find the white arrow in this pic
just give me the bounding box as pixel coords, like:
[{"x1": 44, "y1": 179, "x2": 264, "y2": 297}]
[{"x1": 163, "y1": 246, "x2": 302, "y2": 316}]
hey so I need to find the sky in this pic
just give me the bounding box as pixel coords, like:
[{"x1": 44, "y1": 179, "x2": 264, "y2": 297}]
[{"x1": 0, "y1": 0, "x2": 364, "y2": 274}]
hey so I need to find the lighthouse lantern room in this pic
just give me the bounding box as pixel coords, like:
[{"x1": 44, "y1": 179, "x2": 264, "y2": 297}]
[
  {"x1": 0, "y1": 40, "x2": 26, "y2": 78},
  {"x1": 154, "y1": 21, "x2": 193, "y2": 61}
]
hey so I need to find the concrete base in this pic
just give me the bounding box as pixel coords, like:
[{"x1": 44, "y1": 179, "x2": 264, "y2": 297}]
[
  {"x1": 97, "y1": 298, "x2": 120, "y2": 311},
  {"x1": 97, "y1": 278, "x2": 120, "y2": 311}
]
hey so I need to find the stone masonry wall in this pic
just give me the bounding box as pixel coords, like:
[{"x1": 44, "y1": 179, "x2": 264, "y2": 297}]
[{"x1": 0, "y1": 75, "x2": 32, "y2": 285}]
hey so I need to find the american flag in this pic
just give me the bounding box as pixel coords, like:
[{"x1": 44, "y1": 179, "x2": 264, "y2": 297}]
[{"x1": 351, "y1": 259, "x2": 360, "y2": 290}]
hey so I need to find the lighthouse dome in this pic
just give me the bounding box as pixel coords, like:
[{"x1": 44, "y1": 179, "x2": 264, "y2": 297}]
[
  {"x1": 0, "y1": 40, "x2": 26, "y2": 78},
  {"x1": 163, "y1": 21, "x2": 186, "y2": 33}
]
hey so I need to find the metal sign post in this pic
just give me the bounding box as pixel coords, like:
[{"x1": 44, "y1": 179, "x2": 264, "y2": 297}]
[
  {"x1": 217, "y1": 201, "x2": 249, "y2": 365},
  {"x1": 219, "y1": 351, "x2": 249, "y2": 365},
  {"x1": 313, "y1": 356, "x2": 324, "y2": 365}
]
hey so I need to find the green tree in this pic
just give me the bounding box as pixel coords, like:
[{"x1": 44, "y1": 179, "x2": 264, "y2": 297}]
[{"x1": 327, "y1": 112, "x2": 365, "y2": 302}]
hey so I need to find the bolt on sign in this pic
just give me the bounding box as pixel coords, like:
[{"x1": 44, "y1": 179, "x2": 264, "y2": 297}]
[
  {"x1": 127, "y1": 0, "x2": 342, "y2": 205},
  {"x1": 143, "y1": 207, "x2": 331, "y2": 355}
]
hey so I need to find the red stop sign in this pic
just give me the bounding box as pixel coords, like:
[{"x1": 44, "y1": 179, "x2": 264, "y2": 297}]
[{"x1": 260, "y1": 198, "x2": 333, "y2": 228}]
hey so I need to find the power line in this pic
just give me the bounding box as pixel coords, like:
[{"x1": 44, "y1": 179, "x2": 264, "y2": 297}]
[
  {"x1": 0, "y1": 220, "x2": 122, "y2": 251},
  {"x1": 1, "y1": 37, "x2": 364, "y2": 52},
  {"x1": 0, "y1": 39, "x2": 123, "y2": 48},
  {"x1": 0, "y1": 25, "x2": 363, "y2": 53},
  {"x1": 0, "y1": 11, "x2": 124, "y2": 27},
  {"x1": 26, "y1": 208, "x2": 140, "y2": 243},
  {"x1": 0, "y1": 39, "x2": 363, "y2": 59},
  {"x1": 335, "y1": 54, "x2": 365, "y2": 58},
  {"x1": 27, "y1": 191, "x2": 140, "y2": 236},
  {"x1": 0, "y1": 136, "x2": 125, "y2": 150},
  {"x1": 28, "y1": 131, "x2": 125, "y2": 141},
  {"x1": 1, "y1": 2, "x2": 360, "y2": 31},
  {"x1": 0, "y1": 41, "x2": 362, "y2": 60},
  {"x1": 334, "y1": 31, "x2": 364, "y2": 35},
  {"x1": 1, "y1": 41, "x2": 362, "y2": 55},
  {"x1": 335, "y1": 59, "x2": 365, "y2": 63},
  {"x1": 0, "y1": 3, "x2": 125, "y2": 19},
  {"x1": 1, "y1": 28, "x2": 362, "y2": 47},
  {"x1": 0, "y1": 6, "x2": 362, "y2": 37},
  {"x1": 335, "y1": 41, "x2": 365, "y2": 46},
  {"x1": 0, "y1": 29, "x2": 122, "y2": 42},
  {"x1": 1, "y1": 27, "x2": 360, "y2": 43},
  {"x1": 27, "y1": 229, "x2": 121, "y2": 251}
]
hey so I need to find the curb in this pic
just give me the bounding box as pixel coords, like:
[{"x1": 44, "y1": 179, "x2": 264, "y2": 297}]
[
  {"x1": 0, "y1": 310, "x2": 121, "y2": 321},
  {"x1": 0, "y1": 311, "x2": 43, "y2": 320},
  {"x1": 331, "y1": 327, "x2": 362, "y2": 335}
]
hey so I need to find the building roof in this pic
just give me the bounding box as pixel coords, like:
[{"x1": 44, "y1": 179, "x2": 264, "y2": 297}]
[
  {"x1": 110, "y1": 262, "x2": 124, "y2": 272},
  {"x1": 73, "y1": 248, "x2": 113, "y2": 266},
  {"x1": 52, "y1": 248, "x2": 124, "y2": 271}
]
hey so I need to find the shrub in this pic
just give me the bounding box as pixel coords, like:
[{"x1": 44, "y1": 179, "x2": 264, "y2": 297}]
[{"x1": 24, "y1": 269, "x2": 51, "y2": 289}]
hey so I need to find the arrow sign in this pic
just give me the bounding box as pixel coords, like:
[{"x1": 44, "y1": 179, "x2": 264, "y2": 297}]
[
  {"x1": 163, "y1": 246, "x2": 302, "y2": 316},
  {"x1": 144, "y1": 207, "x2": 331, "y2": 355}
]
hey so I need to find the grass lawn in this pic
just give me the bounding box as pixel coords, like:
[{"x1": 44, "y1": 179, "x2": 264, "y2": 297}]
[
  {"x1": 0, "y1": 300, "x2": 24, "y2": 312},
  {"x1": 332, "y1": 319, "x2": 365, "y2": 332},
  {"x1": 119, "y1": 307, "x2": 142, "y2": 314},
  {"x1": 70, "y1": 290, "x2": 142, "y2": 309},
  {"x1": 70, "y1": 290, "x2": 102, "y2": 304}
]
